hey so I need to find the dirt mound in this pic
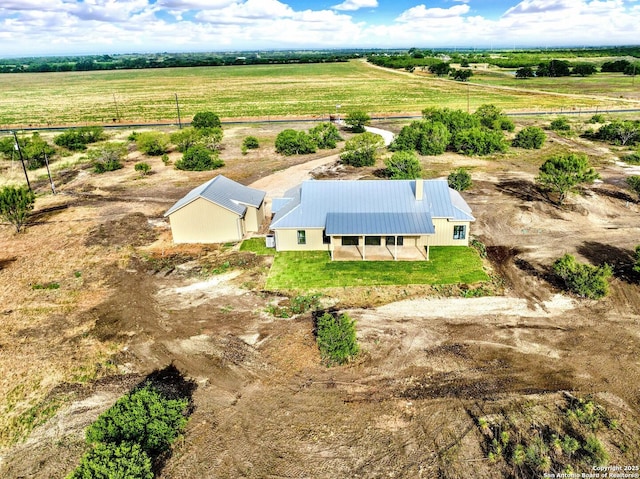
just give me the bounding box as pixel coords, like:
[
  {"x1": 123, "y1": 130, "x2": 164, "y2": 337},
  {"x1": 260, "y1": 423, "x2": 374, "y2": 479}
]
[{"x1": 85, "y1": 212, "x2": 158, "y2": 247}]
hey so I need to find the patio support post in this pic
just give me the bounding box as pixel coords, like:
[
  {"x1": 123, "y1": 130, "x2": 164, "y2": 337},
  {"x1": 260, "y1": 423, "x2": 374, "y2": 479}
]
[
  {"x1": 361, "y1": 235, "x2": 365, "y2": 260},
  {"x1": 425, "y1": 237, "x2": 430, "y2": 261},
  {"x1": 394, "y1": 235, "x2": 398, "y2": 261}
]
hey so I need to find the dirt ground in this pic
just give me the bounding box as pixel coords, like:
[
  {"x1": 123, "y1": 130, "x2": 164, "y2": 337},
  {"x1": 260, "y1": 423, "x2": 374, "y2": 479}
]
[{"x1": 0, "y1": 118, "x2": 639, "y2": 478}]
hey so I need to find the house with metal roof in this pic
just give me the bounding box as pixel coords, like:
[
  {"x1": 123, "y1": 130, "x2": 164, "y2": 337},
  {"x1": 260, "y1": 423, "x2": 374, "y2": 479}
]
[
  {"x1": 164, "y1": 175, "x2": 266, "y2": 244},
  {"x1": 270, "y1": 179, "x2": 474, "y2": 260}
]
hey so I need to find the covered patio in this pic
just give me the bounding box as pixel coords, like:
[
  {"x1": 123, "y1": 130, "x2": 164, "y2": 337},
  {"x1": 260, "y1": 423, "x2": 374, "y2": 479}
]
[{"x1": 326, "y1": 211, "x2": 434, "y2": 261}]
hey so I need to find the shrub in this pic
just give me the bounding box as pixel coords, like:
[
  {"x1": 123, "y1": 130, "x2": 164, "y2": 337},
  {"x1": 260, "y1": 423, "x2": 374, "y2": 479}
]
[
  {"x1": 175, "y1": 145, "x2": 224, "y2": 171},
  {"x1": 2, "y1": 132, "x2": 57, "y2": 170},
  {"x1": 513, "y1": 126, "x2": 546, "y2": 149},
  {"x1": 54, "y1": 126, "x2": 105, "y2": 151},
  {"x1": 553, "y1": 254, "x2": 612, "y2": 299},
  {"x1": 242, "y1": 136, "x2": 260, "y2": 149},
  {"x1": 584, "y1": 436, "x2": 609, "y2": 466},
  {"x1": 622, "y1": 152, "x2": 640, "y2": 164},
  {"x1": 627, "y1": 175, "x2": 640, "y2": 200},
  {"x1": 594, "y1": 120, "x2": 640, "y2": 146},
  {"x1": 86, "y1": 383, "x2": 188, "y2": 456},
  {"x1": 191, "y1": 111, "x2": 221, "y2": 129},
  {"x1": 344, "y1": 110, "x2": 371, "y2": 133},
  {"x1": 0, "y1": 185, "x2": 36, "y2": 233},
  {"x1": 316, "y1": 312, "x2": 359, "y2": 366},
  {"x1": 550, "y1": 117, "x2": 571, "y2": 132},
  {"x1": 275, "y1": 129, "x2": 316, "y2": 155},
  {"x1": 134, "y1": 162, "x2": 151, "y2": 176},
  {"x1": 451, "y1": 127, "x2": 507, "y2": 155},
  {"x1": 473, "y1": 104, "x2": 514, "y2": 131},
  {"x1": 536, "y1": 153, "x2": 599, "y2": 205},
  {"x1": 170, "y1": 127, "x2": 201, "y2": 153},
  {"x1": 67, "y1": 442, "x2": 153, "y2": 479},
  {"x1": 448, "y1": 168, "x2": 472, "y2": 191},
  {"x1": 308, "y1": 122, "x2": 342, "y2": 149},
  {"x1": 89, "y1": 142, "x2": 127, "y2": 173},
  {"x1": 340, "y1": 132, "x2": 384, "y2": 167},
  {"x1": 384, "y1": 151, "x2": 422, "y2": 179},
  {"x1": 135, "y1": 131, "x2": 169, "y2": 156},
  {"x1": 390, "y1": 120, "x2": 450, "y2": 155},
  {"x1": 422, "y1": 107, "x2": 480, "y2": 136},
  {"x1": 588, "y1": 113, "x2": 606, "y2": 124}
]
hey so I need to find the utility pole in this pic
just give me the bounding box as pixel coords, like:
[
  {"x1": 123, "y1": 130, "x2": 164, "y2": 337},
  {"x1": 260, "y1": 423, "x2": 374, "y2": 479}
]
[
  {"x1": 175, "y1": 93, "x2": 182, "y2": 129},
  {"x1": 112, "y1": 93, "x2": 121, "y2": 122},
  {"x1": 12, "y1": 131, "x2": 31, "y2": 192}
]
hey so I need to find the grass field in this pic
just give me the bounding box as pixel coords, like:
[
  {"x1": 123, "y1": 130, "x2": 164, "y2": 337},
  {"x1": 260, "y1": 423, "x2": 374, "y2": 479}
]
[
  {"x1": 266, "y1": 247, "x2": 489, "y2": 290},
  {"x1": 0, "y1": 60, "x2": 633, "y2": 128}
]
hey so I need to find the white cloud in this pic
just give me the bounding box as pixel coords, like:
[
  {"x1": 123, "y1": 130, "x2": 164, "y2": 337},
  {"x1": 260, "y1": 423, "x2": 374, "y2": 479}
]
[
  {"x1": 395, "y1": 4, "x2": 470, "y2": 22},
  {"x1": 332, "y1": 0, "x2": 378, "y2": 11}
]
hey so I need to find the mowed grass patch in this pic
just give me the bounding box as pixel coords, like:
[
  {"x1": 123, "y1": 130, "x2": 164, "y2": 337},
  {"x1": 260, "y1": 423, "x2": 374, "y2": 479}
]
[
  {"x1": 266, "y1": 247, "x2": 488, "y2": 290},
  {"x1": 239, "y1": 237, "x2": 274, "y2": 256},
  {"x1": 0, "y1": 60, "x2": 623, "y2": 127}
]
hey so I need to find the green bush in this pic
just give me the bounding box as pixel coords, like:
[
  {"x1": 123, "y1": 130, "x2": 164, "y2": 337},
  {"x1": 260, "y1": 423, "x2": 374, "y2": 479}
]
[
  {"x1": 275, "y1": 129, "x2": 316, "y2": 155},
  {"x1": 54, "y1": 126, "x2": 105, "y2": 151},
  {"x1": 175, "y1": 145, "x2": 224, "y2": 171},
  {"x1": 308, "y1": 122, "x2": 342, "y2": 149},
  {"x1": 588, "y1": 114, "x2": 606, "y2": 124},
  {"x1": 170, "y1": 127, "x2": 201, "y2": 153},
  {"x1": 473, "y1": 104, "x2": 514, "y2": 131},
  {"x1": 583, "y1": 436, "x2": 609, "y2": 466},
  {"x1": 627, "y1": 175, "x2": 640, "y2": 200},
  {"x1": 316, "y1": 312, "x2": 359, "y2": 366},
  {"x1": 384, "y1": 151, "x2": 422, "y2": 179},
  {"x1": 134, "y1": 162, "x2": 151, "y2": 176},
  {"x1": 242, "y1": 136, "x2": 260, "y2": 149},
  {"x1": 89, "y1": 142, "x2": 127, "y2": 173},
  {"x1": 622, "y1": 152, "x2": 640, "y2": 165},
  {"x1": 340, "y1": 132, "x2": 384, "y2": 167},
  {"x1": 86, "y1": 384, "x2": 188, "y2": 456},
  {"x1": 66, "y1": 442, "x2": 153, "y2": 479},
  {"x1": 344, "y1": 110, "x2": 370, "y2": 133},
  {"x1": 0, "y1": 133, "x2": 56, "y2": 170},
  {"x1": 135, "y1": 131, "x2": 169, "y2": 156},
  {"x1": 448, "y1": 168, "x2": 472, "y2": 191},
  {"x1": 191, "y1": 111, "x2": 221, "y2": 129},
  {"x1": 550, "y1": 117, "x2": 571, "y2": 132},
  {"x1": 390, "y1": 120, "x2": 450, "y2": 155},
  {"x1": 553, "y1": 254, "x2": 612, "y2": 299},
  {"x1": 0, "y1": 185, "x2": 36, "y2": 233},
  {"x1": 451, "y1": 127, "x2": 507, "y2": 155},
  {"x1": 513, "y1": 126, "x2": 546, "y2": 149}
]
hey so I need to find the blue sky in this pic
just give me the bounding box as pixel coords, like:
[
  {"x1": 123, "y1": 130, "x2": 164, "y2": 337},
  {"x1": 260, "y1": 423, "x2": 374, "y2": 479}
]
[{"x1": 0, "y1": 0, "x2": 638, "y2": 56}]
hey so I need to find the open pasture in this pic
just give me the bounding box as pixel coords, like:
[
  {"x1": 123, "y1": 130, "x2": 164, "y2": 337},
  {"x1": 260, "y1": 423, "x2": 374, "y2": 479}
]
[{"x1": 0, "y1": 60, "x2": 631, "y2": 128}]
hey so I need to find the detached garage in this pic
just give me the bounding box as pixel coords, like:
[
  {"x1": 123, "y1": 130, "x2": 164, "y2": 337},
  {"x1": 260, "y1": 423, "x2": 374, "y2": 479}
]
[{"x1": 164, "y1": 175, "x2": 266, "y2": 244}]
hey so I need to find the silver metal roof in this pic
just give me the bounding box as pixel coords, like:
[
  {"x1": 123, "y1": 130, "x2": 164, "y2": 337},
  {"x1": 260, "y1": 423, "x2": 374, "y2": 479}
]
[
  {"x1": 326, "y1": 212, "x2": 435, "y2": 235},
  {"x1": 270, "y1": 179, "x2": 474, "y2": 231},
  {"x1": 164, "y1": 175, "x2": 266, "y2": 217}
]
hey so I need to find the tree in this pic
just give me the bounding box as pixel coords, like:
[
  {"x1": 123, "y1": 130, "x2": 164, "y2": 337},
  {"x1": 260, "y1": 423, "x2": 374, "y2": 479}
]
[
  {"x1": 624, "y1": 63, "x2": 639, "y2": 76},
  {"x1": 54, "y1": 126, "x2": 105, "y2": 151},
  {"x1": 627, "y1": 175, "x2": 640, "y2": 200},
  {"x1": 191, "y1": 111, "x2": 221, "y2": 129},
  {"x1": 0, "y1": 133, "x2": 55, "y2": 170},
  {"x1": 536, "y1": 153, "x2": 600, "y2": 205},
  {"x1": 601, "y1": 59, "x2": 630, "y2": 73},
  {"x1": 170, "y1": 127, "x2": 201, "y2": 153},
  {"x1": 448, "y1": 168, "x2": 472, "y2": 191},
  {"x1": 308, "y1": 122, "x2": 342, "y2": 149},
  {"x1": 422, "y1": 107, "x2": 480, "y2": 136},
  {"x1": 340, "y1": 132, "x2": 384, "y2": 167},
  {"x1": 89, "y1": 142, "x2": 127, "y2": 173},
  {"x1": 344, "y1": 110, "x2": 371, "y2": 133},
  {"x1": 515, "y1": 66, "x2": 534, "y2": 79},
  {"x1": 512, "y1": 126, "x2": 546, "y2": 149},
  {"x1": 429, "y1": 62, "x2": 451, "y2": 76},
  {"x1": 553, "y1": 254, "x2": 612, "y2": 299},
  {"x1": 537, "y1": 59, "x2": 571, "y2": 77},
  {"x1": 594, "y1": 120, "x2": 640, "y2": 146},
  {"x1": 384, "y1": 151, "x2": 422, "y2": 179},
  {"x1": 550, "y1": 117, "x2": 571, "y2": 132},
  {"x1": 0, "y1": 185, "x2": 36, "y2": 233},
  {"x1": 572, "y1": 63, "x2": 597, "y2": 76},
  {"x1": 390, "y1": 120, "x2": 450, "y2": 155},
  {"x1": 316, "y1": 312, "x2": 359, "y2": 366},
  {"x1": 275, "y1": 129, "x2": 317, "y2": 155},
  {"x1": 451, "y1": 127, "x2": 507, "y2": 156},
  {"x1": 86, "y1": 384, "x2": 188, "y2": 456},
  {"x1": 451, "y1": 69, "x2": 472, "y2": 81},
  {"x1": 198, "y1": 127, "x2": 224, "y2": 151},
  {"x1": 473, "y1": 104, "x2": 514, "y2": 131},
  {"x1": 135, "y1": 131, "x2": 169, "y2": 156},
  {"x1": 134, "y1": 162, "x2": 151, "y2": 176},
  {"x1": 175, "y1": 145, "x2": 224, "y2": 171},
  {"x1": 67, "y1": 442, "x2": 153, "y2": 479}
]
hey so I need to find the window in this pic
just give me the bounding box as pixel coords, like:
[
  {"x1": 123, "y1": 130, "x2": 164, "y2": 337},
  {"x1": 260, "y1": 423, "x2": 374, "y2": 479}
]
[
  {"x1": 322, "y1": 231, "x2": 331, "y2": 245},
  {"x1": 386, "y1": 236, "x2": 404, "y2": 246},
  {"x1": 297, "y1": 230, "x2": 306, "y2": 245},
  {"x1": 342, "y1": 236, "x2": 359, "y2": 246},
  {"x1": 364, "y1": 236, "x2": 381, "y2": 246},
  {"x1": 453, "y1": 225, "x2": 466, "y2": 240}
]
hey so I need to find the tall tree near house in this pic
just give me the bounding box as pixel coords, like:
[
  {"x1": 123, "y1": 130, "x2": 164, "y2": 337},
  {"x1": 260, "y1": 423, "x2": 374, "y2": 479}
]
[
  {"x1": 0, "y1": 185, "x2": 36, "y2": 233},
  {"x1": 536, "y1": 153, "x2": 599, "y2": 205}
]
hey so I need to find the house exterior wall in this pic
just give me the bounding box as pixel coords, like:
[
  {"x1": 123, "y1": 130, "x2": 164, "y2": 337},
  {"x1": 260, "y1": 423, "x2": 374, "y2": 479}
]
[
  {"x1": 431, "y1": 219, "x2": 470, "y2": 246},
  {"x1": 274, "y1": 228, "x2": 328, "y2": 251},
  {"x1": 244, "y1": 202, "x2": 265, "y2": 233},
  {"x1": 169, "y1": 197, "x2": 242, "y2": 243}
]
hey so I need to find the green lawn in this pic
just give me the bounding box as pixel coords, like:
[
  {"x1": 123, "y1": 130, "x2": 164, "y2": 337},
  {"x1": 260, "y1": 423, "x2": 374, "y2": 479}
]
[
  {"x1": 239, "y1": 237, "x2": 274, "y2": 256},
  {"x1": 266, "y1": 247, "x2": 489, "y2": 290}
]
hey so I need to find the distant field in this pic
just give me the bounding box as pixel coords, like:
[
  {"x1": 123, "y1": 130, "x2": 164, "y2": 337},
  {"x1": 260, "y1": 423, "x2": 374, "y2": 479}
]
[{"x1": 0, "y1": 60, "x2": 635, "y2": 128}]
